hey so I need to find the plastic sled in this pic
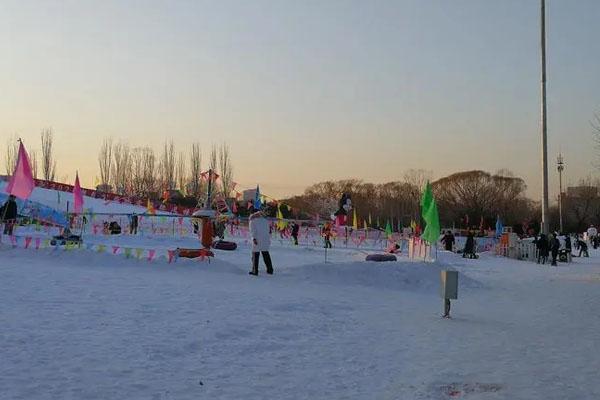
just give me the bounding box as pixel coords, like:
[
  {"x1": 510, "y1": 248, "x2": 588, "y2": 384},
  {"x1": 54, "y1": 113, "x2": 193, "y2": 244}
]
[
  {"x1": 365, "y1": 253, "x2": 397, "y2": 262},
  {"x1": 212, "y1": 240, "x2": 237, "y2": 251}
]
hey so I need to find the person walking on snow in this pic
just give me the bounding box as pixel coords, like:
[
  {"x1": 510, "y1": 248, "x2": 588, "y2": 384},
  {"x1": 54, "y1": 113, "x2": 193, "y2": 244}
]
[
  {"x1": 322, "y1": 222, "x2": 333, "y2": 249},
  {"x1": 441, "y1": 230, "x2": 455, "y2": 252},
  {"x1": 249, "y1": 210, "x2": 274, "y2": 276},
  {"x1": 291, "y1": 221, "x2": 300, "y2": 246},
  {"x1": 587, "y1": 225, "x2": 598, "y2": 249},
  {"x1": 576, "y1": 235, "x2": 589, "y2": 257},
  {"x1": 129, "y1": 213, "x2": 139, "y2": 235},
  {"x1": 536, "y1": 233, "x2": 549, "y2": 264},
  {"x1": 0, "y1": 195, "x2": 18, "y2": 235},
  {"x1": 550, "y1": 233, "x2": 560, "y2": 266},
  {"x1": 462, "y1": 231, "x2": 476, "y2": 259}
]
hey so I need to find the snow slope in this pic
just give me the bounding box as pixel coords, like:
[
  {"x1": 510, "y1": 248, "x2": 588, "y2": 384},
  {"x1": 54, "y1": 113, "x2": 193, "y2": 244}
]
[
  {"x1": 2, "y1": 235, "x2": 600, "y2": 399},
  {"x1": 0, "y1": 181, "x2": 159, "y2": 215}
]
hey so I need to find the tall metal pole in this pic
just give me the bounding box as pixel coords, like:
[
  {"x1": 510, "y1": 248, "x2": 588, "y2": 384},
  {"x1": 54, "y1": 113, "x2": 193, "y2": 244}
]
[
  {"x1": 557, "y1": 154, "x2": 564, "y2": 233},
  {"x1": 540, "y1": 0, "x2": 550, "y2": 234}
]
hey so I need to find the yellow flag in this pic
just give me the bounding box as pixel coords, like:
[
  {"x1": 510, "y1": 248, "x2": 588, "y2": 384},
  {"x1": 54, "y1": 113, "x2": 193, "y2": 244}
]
[
  {"x1": 368, "y1": 213, "x2": 372, "y2": 225},
  {"x1": 147, "y1": 199, "x2": 155, "y2": 215},
  {"x1": 363, "y1": 219, "x2": 368, "y2": 230},
  {"x1": 353, "y1": 209, "x2": 358, "y2": 230},
  {"x1": 276, "y1": 205, "x2": 287, "y2": 230}
]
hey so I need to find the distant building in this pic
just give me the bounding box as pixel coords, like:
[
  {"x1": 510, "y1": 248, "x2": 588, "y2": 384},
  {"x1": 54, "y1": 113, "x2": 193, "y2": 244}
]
[{"x1": 243, "y1": 189, "x2": 257, "y2": 202}]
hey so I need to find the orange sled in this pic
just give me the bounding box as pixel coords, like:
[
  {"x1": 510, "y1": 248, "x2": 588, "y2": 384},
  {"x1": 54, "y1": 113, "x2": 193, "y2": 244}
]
[{"x1": 176, "y1": 248, "x2": 214, "y2": 259}]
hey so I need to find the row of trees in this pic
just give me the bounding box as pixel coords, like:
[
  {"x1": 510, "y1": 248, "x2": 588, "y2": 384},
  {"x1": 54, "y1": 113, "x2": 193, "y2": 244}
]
[
  {"x1": 283, "y1": 169, "x2": 539, "y2": 232},
  {"x1": 97, "y1": 138, "x2": 234, "y2": 200},
  {"x1": 283, "y1": 169, "x2": 430, "y2": 225},
  {"x1": 4, "y1": 128, "x2": 57, "y2": 181}
]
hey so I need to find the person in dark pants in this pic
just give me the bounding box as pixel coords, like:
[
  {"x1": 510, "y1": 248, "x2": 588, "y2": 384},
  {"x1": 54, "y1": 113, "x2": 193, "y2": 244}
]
[
  {"x1": 0, "y1": 195, "x2": 18, "y2": 235},
  {"x1": 322, "y1": 222, "x2": 333, "y2": 249},
  {"x1": 249, "y1": 210, "x2": 273, "y2": 275},
  {"x1": 291, "y1": 222, "x2": 300, "y2": 246},
  {"x1": 550, "y1": 233, "x2": 560, "y2": 266},
  {"x1": 462, "y1": 231, "x2": 476, "y2": 259},
  {"x1": 130, "y1": 213, "x2": 139, "y2": 235},
  {"x1": 564, "y1": 235, "x2": 572, "y2": 262},
  {"x1": 576, "y1": 236, "x2": 589, "y2": 257},
  {"x1": 536, "y1": 233, "x2": 549, "y2": 264},
  {"x1": 441, "y1": 230, "x2": 455, "y2": 252}
]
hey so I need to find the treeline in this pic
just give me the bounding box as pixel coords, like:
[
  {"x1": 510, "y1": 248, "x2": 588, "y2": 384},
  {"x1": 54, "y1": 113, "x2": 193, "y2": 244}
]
[
  {"x1": 97, "y1": 138, "x2": 234, "y2": 201},
  {"x1": 283, "y1": 169, "x2": 540, "y2": 233}
]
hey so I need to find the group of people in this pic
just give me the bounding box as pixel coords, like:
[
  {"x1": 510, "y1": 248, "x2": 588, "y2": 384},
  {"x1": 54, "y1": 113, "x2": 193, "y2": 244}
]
[
  {"x1": 441, "y1": 230, "x2": 478, "y2": 259},
  {"x1": 534, "y1": 232, "x2": 589, "y2": 265}
]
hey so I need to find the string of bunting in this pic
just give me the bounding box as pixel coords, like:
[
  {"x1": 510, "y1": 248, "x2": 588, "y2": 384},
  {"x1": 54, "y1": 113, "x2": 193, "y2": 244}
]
[{"x1": 0, "y1": 235, "x2": 203, "y2": 264}]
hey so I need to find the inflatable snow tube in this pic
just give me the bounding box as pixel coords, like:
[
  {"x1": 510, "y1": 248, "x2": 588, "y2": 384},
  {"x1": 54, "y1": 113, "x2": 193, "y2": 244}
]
[
  {"x1": 176, "y1": 248, "x2": 214, "y2": 258},
  {"x1": 365, "y1": 254, "x2": 397, "y2": 262},
  {"x1": 212, "y1": 240, "x2": 237, "y2": 251}
]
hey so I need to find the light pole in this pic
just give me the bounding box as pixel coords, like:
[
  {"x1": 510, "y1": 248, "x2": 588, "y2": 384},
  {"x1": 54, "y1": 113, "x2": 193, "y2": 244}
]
[
  {"x1": 557, "y1": 154, "x2": 564, "y2": 233},
  {"x1": 540, "y1": 0, "x2": 550, "y2": 235}
]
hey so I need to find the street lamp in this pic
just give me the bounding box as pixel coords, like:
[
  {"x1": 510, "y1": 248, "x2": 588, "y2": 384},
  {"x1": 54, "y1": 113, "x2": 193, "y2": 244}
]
[{"x1": 557, "y1": 154, "x2": 564, "y2": 233}]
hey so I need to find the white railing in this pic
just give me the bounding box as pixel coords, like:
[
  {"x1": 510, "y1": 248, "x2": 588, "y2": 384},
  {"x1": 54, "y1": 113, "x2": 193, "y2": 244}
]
[{"x1": 495, "y1": 242, "x2": 538, "y2": 262}]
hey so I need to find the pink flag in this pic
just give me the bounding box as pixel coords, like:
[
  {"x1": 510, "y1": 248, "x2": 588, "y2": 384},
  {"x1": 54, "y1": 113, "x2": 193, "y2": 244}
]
[
  {"x1": 6, "y1": 141, "x2": 35, "y2": 199},
  {"x1": 73, "y1": 172, "x2": 84, "y2": 214}
]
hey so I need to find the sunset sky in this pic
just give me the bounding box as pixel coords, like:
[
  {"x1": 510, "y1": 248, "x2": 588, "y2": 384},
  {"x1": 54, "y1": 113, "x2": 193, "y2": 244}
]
[{"x1": 2, "y1": 0, "x2": 600, "y2": 199}]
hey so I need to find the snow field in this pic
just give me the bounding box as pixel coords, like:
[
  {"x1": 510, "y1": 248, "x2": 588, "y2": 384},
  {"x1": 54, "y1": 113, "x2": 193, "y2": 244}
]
[{"x1": 2, "y1": 242, "x2": 600, "y2": 399}]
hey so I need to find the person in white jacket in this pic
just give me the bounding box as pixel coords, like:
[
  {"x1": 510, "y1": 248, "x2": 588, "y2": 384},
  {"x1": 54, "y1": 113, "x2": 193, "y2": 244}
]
[{"x1": 249, "y1": 210, "x2": 274, "y2": 275}]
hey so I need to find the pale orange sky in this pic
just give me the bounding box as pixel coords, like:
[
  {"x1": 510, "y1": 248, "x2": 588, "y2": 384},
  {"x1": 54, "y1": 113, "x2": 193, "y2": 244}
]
[{"x1": 2, "y1": 1, "x2": 600, "y2": 200}]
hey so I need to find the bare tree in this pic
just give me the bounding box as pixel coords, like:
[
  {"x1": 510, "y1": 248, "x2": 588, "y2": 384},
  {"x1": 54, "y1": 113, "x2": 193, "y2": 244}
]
[
  {"x1": 4, "y1": 135, "x2": 18, "y2": 175},
  {"x1": 564, "y1": 177, "x2": 600, "y2": 232},
  {"x1": 98, "y1": 137, "x2": 113, "y2": 187},
  {"x1": 403, "y1": 169, "x2": 432, "y2": 219},
  {"x1": 218, "y1": 143, "x2": 234, "y2": 197},
  {"x1": 30, "y1": 150, "x2": 38, "y2": 179},
  {"x1": 131, "y1": 147, "x2": 157, "y2": 198},
  {"x1": 176, "y1": 151, "x2": 186, "y2": 193},
  {"x1": 40, "y1": 128, "x2": 56, "y2": 181},
  {"x1": 432, "y1": 170, "x2": 529, "y2": 228},
  {"x1": 209, "y1": 144, "x2": 217, "y2": 172},
  {"x1": 112, "y1": 141, "x2": 131, "y2": 195},
  {"x1": 160, "y1": 139, "x2": 176, "y2": 190},
  {"x1": 189, "y1": 143, "x2": 202, "y2": 198}
]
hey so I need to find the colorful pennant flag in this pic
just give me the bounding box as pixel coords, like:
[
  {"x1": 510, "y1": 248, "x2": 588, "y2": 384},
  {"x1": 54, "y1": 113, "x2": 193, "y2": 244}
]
[
  {"x1": 73, "y1": 171, "x2": 84, "y2": 214},
  {"x1": 6, "y1": 140, "x2": 35, "y2": 199},
  {"x1": 420, "y1": 181, "x2": 440, "y2": 244}
]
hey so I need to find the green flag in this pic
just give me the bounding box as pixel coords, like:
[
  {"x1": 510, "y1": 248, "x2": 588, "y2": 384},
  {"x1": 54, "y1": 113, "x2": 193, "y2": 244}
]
[
  {"x1": 420, "y1": 182, "x2": 440, "y2": 244},
  {"x1": 420, "y1": 181, "x2": 433, "y2": 212},
  {"x1": 385, "y1": 220, "x2": 393, "y2": 237}
]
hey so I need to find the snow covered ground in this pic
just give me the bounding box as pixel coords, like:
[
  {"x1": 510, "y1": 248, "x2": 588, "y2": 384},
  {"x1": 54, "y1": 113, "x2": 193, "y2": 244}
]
[{"x1": 2, "y1": 232, "x2": 600, "y2": 399}]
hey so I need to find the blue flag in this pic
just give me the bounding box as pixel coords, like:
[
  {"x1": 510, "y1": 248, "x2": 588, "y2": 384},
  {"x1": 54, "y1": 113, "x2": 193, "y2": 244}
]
[
  {"x1": 495, "y1": 216, "x2": 503, "y2": 238},
  {"x1": 254, "y1": 185, "x2": 262, "y2": 210}
]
